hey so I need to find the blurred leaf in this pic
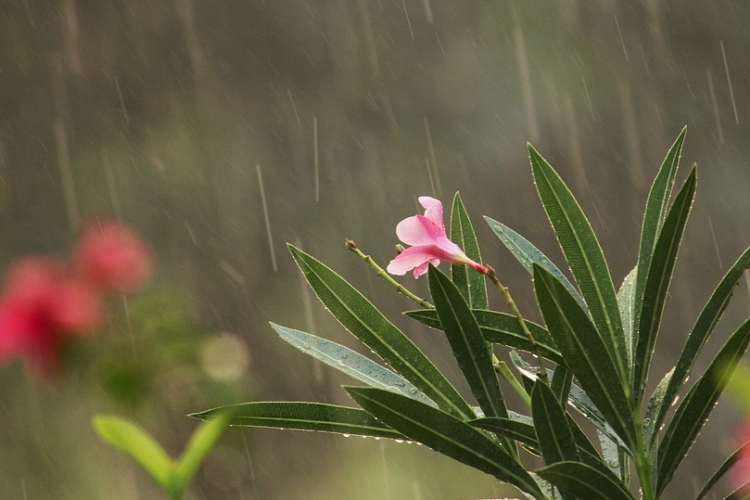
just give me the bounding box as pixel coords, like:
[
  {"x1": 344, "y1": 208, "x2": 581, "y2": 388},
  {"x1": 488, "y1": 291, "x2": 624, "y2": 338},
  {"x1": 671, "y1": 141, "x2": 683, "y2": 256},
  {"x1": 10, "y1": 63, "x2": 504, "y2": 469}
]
[
  {"x1": 288, "y1": 245, "x2": 472, "y2": 419},
  {"x1": 346, "y1": 386, "x2": 544, "y2": 499},
  {"x1": 533, "y1": 265, "x2": 636, "y2": 449},
  {"x1": 653, "y1": 247, "x2": 750, "y2": 442},
  {"x1": 406, "y1": 308, "x2": 563, "y2": 364},
  {"x1": 529, "y1": 144, "x2": 628, "y2": 383},
  {"x1": 617, "y1": 265, "x2": 637, "y2": 367},
  {"x1": 173, "y1": 412, "x2": 231, "y2": 492},
  {"x1": 450, "y1": 192, "x2": 488, "y2": 309},
  {"x1": 537, "y1": 461, "x2": 635, "y2": 500},
  {"x1": 633, "y1": 167, "x2": 696, "y2": 403},
  {"x1": 632, "y1": 127, "x2": 686, "y2": 375},
  {"x1": 428, "y1": 266, "x2": 508, "y2": 422},
  {"x1": 531, "y1": 381, "x2": 580, "y2": 465},
  {"x1": 191, "y1": 402, "x2": 404, "y2": 439},
  {"x1": 695, "y1": 439, "x2": 750, "y2": 500},
  {"x1": 271, "y1": 323, "x2": 437, "y2": 407},
  {"x1": 656, "y1": 318, "x2": 750, "y2": 496},
  {"x1": 484, "y1": 216, "x2": 587, "y2": 313},
  {"x1": 92, "y1": 415, "x2": 173, "y2": 490}
]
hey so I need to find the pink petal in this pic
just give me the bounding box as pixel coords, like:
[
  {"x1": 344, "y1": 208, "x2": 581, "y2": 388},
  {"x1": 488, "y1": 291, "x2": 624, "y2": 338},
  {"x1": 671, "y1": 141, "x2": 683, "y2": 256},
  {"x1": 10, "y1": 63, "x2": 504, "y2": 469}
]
[
  {"x1": 418, "y1": 197, "x2": 444, "y2": 230},
  {"x1": 413, "y1": 259, "x2": 439, "y2": 278},
  {"x1": 396, "y1": 215, "x2": 446, "y2": 246},
  {"x1": 386, "y1": 246, "x2": 438, "y2": 276}
]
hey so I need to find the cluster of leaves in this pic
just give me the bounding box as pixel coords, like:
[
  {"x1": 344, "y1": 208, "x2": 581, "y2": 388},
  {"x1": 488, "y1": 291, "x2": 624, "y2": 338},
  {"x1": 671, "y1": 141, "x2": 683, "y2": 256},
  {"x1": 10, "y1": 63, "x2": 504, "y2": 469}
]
[{"x1": 195, "y1": 128, "x2": 750, "y2": 499}]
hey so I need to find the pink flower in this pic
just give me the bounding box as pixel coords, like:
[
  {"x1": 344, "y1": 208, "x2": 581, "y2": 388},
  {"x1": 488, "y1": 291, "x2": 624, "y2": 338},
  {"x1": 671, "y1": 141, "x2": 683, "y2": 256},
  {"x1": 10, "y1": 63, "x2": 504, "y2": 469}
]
[
  {"x1": 73, "y1": 219, "x2": 153, "y2": 294},
  {"x1": 0, "y1": 258, "x2": 103, "y2": 375},
  {"x1": 386, "y1": 196, "x2": 488, "y2": 278},
  {"x1": 729, "y1": 422, "x2": 750, "y2": 495}
]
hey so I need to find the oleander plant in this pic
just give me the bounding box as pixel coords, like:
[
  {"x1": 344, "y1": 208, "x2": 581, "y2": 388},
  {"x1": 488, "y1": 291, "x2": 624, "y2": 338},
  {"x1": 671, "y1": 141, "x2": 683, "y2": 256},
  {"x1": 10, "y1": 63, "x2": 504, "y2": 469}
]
[{"x1": 194, "y1": 128, "x2": 750, "y2": 499}]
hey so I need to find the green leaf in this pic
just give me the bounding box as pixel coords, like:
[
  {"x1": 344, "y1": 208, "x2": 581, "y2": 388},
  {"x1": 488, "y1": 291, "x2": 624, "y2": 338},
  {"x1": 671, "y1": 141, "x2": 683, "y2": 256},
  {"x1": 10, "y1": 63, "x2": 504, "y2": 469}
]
[
  {"x1": 470, "y1": 417, "x2": 540, "y2": 452},
  {"x1": 531, "y1": 381, "x2": 580, "y2": 465},
  {"x1": 173, "y1": 412, "x2": 231, "y2": 492},
  {"x1": 632, "y1": 127, "x2": 686, "y2": 372},
  {"x1": 271, "y1": 323, "x2": 437, "y2": 407},
  {"x1": 92, "y1": 415, "x2": 174, "y2": 490},
  {"x1": 652, "y1": 247, "x2": 750, "y2": 444},
  {"x1": 405, "y1": 308, "x2": 564, "y2": 364},
  {"x1": 633, "y1": 167, "x2": 696, "y2": 403},
  {"x1": 529, "y1": 144, "x2": 628, "y2": 383},
  {"x1": 509, "y1": 342, "x2": 628, "y2": 454},
  {"x1": 643, "y1": 368, "x2": 674, "y2": 450},
  {"x1": 598, "y1": 430, "x2": 630, "y2": 486},
  {"x1": 536, "y1": 461, "x2": 635, "y2": 500},
  {"x1": 427, "y1": 266, "x2": 509, "y2": 423},
  {"x1": 656, "y1": 317, "x2": 750, "y2": 496},
  {"x1": 450, "y1": 192, "x2": 488, "y2": 309},
  {"x1": 695, "y1": 439, "x2": 750, "y2": 500},
  {"x1": 533, "y1": 264, "x2": 636, "y2": 449},
  {"x1": 191, "y1": 402, "x2": 405, "y2": 439},
  {"x1": 288, "y1": 245, "x2": 472, "y2": 419},
  {"x1": 617, "y1": 265, "x2": 637, "y2": 367},
  {"x1": 346, "y1": 387, "x2": 544, "y2": 499},
  {"x1": 484, "y1": 216, "x2": 587, "y2": 313},
  {"x1": 551, "y1": 364, "x2": 573, "y2": 403}
]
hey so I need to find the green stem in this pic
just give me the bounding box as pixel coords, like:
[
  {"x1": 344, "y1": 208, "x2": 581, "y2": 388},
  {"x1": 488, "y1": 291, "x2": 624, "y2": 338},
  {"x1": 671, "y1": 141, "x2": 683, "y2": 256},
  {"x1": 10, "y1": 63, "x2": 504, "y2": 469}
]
[
  {"x1": 345, "y1": 239, "x2": 433, "y2": 309},
  {"x1": 634, "y1": 413, "x2": 656, "y2": 500},
  {"x1": 493, "y1": 357, "x2": 531, "y2": 407},
  {"x1": 484, "y1": 265, "x2": 549, "y2": 384}
]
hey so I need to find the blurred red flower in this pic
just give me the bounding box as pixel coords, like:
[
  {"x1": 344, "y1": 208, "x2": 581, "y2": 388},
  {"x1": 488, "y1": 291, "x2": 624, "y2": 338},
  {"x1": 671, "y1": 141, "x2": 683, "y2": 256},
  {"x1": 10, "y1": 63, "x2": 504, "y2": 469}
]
[
  {"x1": 74, "y1": 219, "x2": 153, "y2": 294},
  {"x1": 0, "y1": 258, "x2": 103, "y2": 375},
  {"x1": 729, "y1": 422, "x2": 750, "y2": 495}
]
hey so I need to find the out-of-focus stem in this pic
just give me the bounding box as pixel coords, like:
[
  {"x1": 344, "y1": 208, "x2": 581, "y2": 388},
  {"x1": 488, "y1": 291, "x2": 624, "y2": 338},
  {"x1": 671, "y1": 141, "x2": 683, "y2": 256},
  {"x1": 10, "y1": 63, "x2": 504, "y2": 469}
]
[
  {"x1": 493, "y1": 357, "x2": 531, "y2": 407},
  {"x1": 345, "y1": 239, "x2": 433, "y2": 309}
]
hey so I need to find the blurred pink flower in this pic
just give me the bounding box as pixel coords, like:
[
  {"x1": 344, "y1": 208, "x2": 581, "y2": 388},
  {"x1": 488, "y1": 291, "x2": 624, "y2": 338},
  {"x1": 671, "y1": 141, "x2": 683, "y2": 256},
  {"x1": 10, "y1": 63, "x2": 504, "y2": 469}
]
[
  {"x1": 0, "y1": 258, "x2": 103, "y2": 375},
  {"x1": 74, "y1": 219, "x2": 153, "y2": 294},
  {"x1": 386, "y1": 196, "x2": 488, "y2": 278},
  {"x1": 729, "y1": 422, "x2": 750, "y2": 495}
]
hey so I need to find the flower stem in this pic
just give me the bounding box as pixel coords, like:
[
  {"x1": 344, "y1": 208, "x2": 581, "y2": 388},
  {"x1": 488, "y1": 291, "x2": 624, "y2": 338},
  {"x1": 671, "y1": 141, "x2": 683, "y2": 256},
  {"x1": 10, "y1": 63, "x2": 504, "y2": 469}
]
[
  {"x1": 483, "y1": 265, "x2": 549, "y2": 384},
  {"x1": 345, "y1": 239, "x2": 434, "y2": 309}
]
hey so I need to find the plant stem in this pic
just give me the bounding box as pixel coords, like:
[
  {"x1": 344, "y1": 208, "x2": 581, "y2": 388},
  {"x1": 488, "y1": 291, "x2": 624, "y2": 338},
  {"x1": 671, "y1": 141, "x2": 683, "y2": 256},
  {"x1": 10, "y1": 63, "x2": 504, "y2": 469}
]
[
  {"x1": 345, "y1": 239, "x2": 434, "y2": 309},
  {"x1": 493, "y1": 358, "x2": 531, "y2": 407},
  {"x1": 483, "y1": 265, "x2": 549, "y2": 384}
]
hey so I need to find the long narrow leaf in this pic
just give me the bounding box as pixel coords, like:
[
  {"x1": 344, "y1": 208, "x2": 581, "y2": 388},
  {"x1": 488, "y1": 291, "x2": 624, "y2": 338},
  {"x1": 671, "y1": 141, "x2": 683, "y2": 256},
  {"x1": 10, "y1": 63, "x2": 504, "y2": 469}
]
[
  {"x1": 271, "y1": 323, "x2": 437, "y2": 407},
  {"x1": 92, "y1": 415, "x2": 174, "y2": 489},
  {"x1": 470, "y1": 417, "x2": 540, "y2": 451},
  {"x1": 534, "y1": 264, "x2": 636, "y2": 449},
  {"x1": 633, "y1": 167, "x2": 696, "y2": 402},
  {"x1": 652, "y1": 247, "x2": 750, "y2": 445},
  {"x1": 346, "y1": 386, "x2": 544, "y2": 499},
  {"x1": 537, "y1": 461, "x2": 635, "y2": 500},
  {"x1": 406, "y1": 308, "x2": 564, "y2": 364},
  {"x1": 173, "y1": 412, "x2": 231, "y2": 491},
  {"x1": 531, "y1": 381, "x2": 580, "y2": 465},
  {"x1": 191, "y1": 402, "x2": 405, "y2": 439},
  {"x1": 450, "y1": 193, "x2": 488, "y2": 309},
  {"x1": 617, "y1": 265, "x2": 637, "y2": 367},
  {"x1": 656, "y1": 318, "x2": 750, "y2": 496},
  {"x1": 428, "y1": 266, "x2": 509, "y2": 423},
  {"x1": 695, "y1": 439, "x2": 750, "y2": 500},
  {"x1": 484, "y1": 216, "x2": 588, "y2": 313},
  {"x1": 289, "y1": 245, "x2": 473, "y2": 419},
  {"x1": 529, "y1": 145, "x2": 628, "y2": 383},
  {"x1": 632, "y1": 127, "x2": 686, "y2": 370}
]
